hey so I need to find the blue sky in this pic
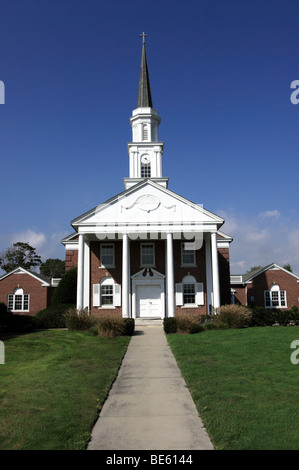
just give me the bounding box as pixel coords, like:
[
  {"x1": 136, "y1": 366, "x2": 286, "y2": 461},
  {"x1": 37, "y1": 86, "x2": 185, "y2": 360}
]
[{"x1": 0, "y1": 0, "x2": 299, "y2": 274}]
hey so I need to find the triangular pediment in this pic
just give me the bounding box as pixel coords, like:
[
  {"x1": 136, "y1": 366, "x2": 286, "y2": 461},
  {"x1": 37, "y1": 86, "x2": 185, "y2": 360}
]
[
  {"x1": 71, "y1": 180, "x2": 224, "y2": 235},
  {"x1": 0, "y1": 266, "x2": 50, "y2": 285},
  {"x1": 131, "y1": 267, "x2": 165, "y2": 279}
]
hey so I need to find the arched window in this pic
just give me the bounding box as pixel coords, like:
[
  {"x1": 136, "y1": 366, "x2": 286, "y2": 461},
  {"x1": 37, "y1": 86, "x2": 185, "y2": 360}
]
[
  {"x1": 100, "y1": 277, "x2": 114, "y2": 306},
  {"x1": 92, "y1": 277, "x2": 121, "y2": 308},
  {"x1": 264, "y1": 284, "x2": 287, "y2": 308},
  {"x1": 7, "y1": 288, "x2": 29, "y2": 312},
  {"x1": 175, "y1": 276, "x2": 204, "y2": 307},
  {"x1": 182, "y1": 275, "x2": 196, "y2": 305}
]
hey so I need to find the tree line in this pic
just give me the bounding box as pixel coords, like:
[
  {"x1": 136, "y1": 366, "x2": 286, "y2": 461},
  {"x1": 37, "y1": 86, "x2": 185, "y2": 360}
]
[{"x1": 0, "y1": 242, "x2": 65, "y2": 278}]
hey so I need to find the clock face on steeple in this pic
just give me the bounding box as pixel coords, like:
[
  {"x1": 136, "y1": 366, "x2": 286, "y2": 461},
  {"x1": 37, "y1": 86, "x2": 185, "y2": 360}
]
[{"x1": 141, "y1": 154, "x2": 150, "y2": 164}]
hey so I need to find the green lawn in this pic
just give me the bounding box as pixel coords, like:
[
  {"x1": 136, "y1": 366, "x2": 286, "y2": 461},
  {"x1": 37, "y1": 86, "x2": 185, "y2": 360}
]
[
  {"x1": 167, "y1": 327, "x2": 299, "y2": 450},
  {"x1": 0, "y1": 330, "x2": 130, "y2": 450}
]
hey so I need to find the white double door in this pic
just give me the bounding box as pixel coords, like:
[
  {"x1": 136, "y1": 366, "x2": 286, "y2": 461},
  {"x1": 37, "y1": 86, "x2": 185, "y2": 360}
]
[{"x1": 136, "y1": 284, "x2": 162, "y2": 318}]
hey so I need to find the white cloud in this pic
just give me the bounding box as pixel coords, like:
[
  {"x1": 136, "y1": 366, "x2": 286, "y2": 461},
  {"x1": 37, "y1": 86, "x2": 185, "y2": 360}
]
[
  {"x1": 1, "y1": 229, "x2": 67, "y2": 264},
  {"x1": 258, "y1": 210, "x2": 280, "y2": 219},
  {"x1": 219, "y1": 209, "x2": 299, "y2": 275},
  {"x1": 11, "y1": 229, "x2": 47, "y2": 251}
]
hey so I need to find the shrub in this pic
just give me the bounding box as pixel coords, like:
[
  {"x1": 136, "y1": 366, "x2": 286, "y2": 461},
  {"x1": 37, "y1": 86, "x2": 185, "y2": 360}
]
[
  {"x1": 0, "y1": 302, "x2": 7, "y2": 315},
  {"x1": 215, "y1": 304, "x2": 252, "y2": 329},
  {"x1": 0, "y1": 314, "x2": 36, "y2": 333},
  {"x1": 51, "y1": 267, "x2": 77, "y2": 305},
  {"x1": 64, "y1": 308, "x2": 95, "y2": 331},
  {"x1": 250, "y1": 306, "x2": 299, "y2": 326},
  {"x1": 163, "y1": 317, "x2": 177, "y2": 334},
  {"x1": 35, "y1": 304, "x2": 74, "y2": 329},
  {"x1": 250, "y1": 307, "x2": 275, "y2": 326},
  {"x1": 64, "y1": 310, "x2": 135, "y2": 337},
  {"x1": 94, "y1": 314, "x2": 127, "y2": 337},
  {"x1": 123, "y1": 318, "x2": 135, "y2": 336},
  {"x1": 176, "y1": 313, "x2": 204, "y2": 334}
]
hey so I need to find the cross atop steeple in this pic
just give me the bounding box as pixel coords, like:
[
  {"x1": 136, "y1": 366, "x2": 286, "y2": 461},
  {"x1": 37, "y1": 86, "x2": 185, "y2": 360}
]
[{"x1": 140, "y1": 32, "x2": 147, "y2": 44}]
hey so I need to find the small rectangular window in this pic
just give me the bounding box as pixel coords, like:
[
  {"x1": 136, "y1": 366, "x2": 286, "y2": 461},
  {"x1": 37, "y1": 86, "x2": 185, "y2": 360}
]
[
  {"x1": 101, "y1": 285, "x2": 113, "y2": 305},
  {"x1": 7, "y1": 294, "x2": 13, "y2": 311},
  {"x1": 280, "y1": 290, "x2": 286, "y2": 307},
  {"x1": 141, "y1": 163, "x2": 151, "y2": 178},
  {"x1": 183, "y1": 284, "x2": 196, "y2": 305},
  {"x1": 141, "y1": 244, "x2": 154, "y2": 266},
  {"x1": 24, "y1": 294, "x2": 29, "y2": 310},
  {"x1": 101, "y1": 244, "x2": 114, "y2": 267},
  {"x1": 181, "y1": 243, "x2": 196, "y2": 266}
]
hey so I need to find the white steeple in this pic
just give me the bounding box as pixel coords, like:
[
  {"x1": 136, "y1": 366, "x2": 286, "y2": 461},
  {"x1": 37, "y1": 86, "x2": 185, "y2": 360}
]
[{"x1": 124, "y1": 36, "x2": 168, "y2": 190}]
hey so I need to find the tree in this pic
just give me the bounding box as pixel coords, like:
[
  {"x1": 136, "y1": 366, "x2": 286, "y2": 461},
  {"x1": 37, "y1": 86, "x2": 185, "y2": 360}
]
[
  {"x1": 51, "y1": 267, "x2": 77, "y2": 305},
  {"x1": 40, "y1": 258, "x2": 65, "y2": 279},
  {"x1": 246, "y1": 266, "x2": 263, "y2": 275},
  {"x1": 283, "y1": 263, "x2": 293, "y2": 272},
  {"x1": 0, "y1": 242, "x2": 42, "y2": 273}
]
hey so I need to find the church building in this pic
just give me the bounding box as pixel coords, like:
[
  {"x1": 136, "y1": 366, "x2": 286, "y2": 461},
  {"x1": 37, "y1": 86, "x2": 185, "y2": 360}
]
[{"x1": 62, "y1": 38, "x2": 232, "y2": 320}]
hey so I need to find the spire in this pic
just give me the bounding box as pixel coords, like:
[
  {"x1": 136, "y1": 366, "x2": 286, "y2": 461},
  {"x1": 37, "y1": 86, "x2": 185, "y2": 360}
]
[{"x1": 137, "y1": 34, "x2": 153, "y2": 108}]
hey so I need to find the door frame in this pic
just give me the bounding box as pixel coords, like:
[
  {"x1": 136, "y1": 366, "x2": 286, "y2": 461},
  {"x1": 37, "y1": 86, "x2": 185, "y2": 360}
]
[{"x1": 131, "y1": 269, "x2": 165, "y2": 319}]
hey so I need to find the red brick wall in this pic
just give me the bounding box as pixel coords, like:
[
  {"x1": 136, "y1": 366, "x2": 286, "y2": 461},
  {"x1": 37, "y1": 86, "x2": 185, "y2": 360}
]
[
  {"x1": 0, "y1": 273, "x2": 50, "y2": 316},
  {"x1": 65, "y1": 250, "x2": 78, "y2": 271},
  {"x1": 231, "y1": 285, "x2": 247, "y2": 305},
  {"x1": 90, "y1": 240, "x2": 122, "y2": 316},
  {"x1": 248, "y1": 269, "x2": 299, "y2": 308},
  {"x1": 70, "y1": 238, "x2": 232, "y2": 316},
  {"x1": 173, "y1": 239, "x2": 207, "y2": 315}
]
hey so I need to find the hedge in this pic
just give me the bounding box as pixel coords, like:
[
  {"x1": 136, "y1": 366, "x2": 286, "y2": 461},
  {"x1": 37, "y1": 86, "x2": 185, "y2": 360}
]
[
  {"x1": 0, "y1": 314, "x2": 36, "y2": 333},
  {"x1": 34, "y1": 304, "x2": 75, "y2": 329}
]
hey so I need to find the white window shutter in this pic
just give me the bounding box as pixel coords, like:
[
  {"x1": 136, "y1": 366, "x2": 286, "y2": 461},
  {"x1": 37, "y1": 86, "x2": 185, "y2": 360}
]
[
  {"x1": 113, "y1": 284, "x2": 121, "y2": 307},
  {"x1": 195, "y1": 283, "x2": 204, "y2": 306},
  {"x1": 176, "y1": 283, "x2": 183, "y2": 306},
  {"x1": 93, "y1": 284, "x2": 101, "y2": 307}
]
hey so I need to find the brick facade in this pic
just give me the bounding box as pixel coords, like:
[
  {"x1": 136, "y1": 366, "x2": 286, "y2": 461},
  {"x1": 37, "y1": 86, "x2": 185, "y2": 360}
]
[
  {"x1": 232, "y1": 265, "x2": 299, "y2": 309},
  {"x1": 0, "y1": 271, "x2": 54, "y2": 316},
  {"x1": 65, "y1": 250, "x2": 78, "y2": 271},
  {"x1": 76, "y1": 239, "x2": 231, "y2": 316},
  {"x1": 247, "y1": 268, "x2": 299, "y2": 308}
]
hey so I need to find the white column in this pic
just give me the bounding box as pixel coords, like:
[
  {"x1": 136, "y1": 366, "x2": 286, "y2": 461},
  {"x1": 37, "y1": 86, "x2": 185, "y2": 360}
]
[
  {"x1": 166, "y1": 233, "x2": 175, "y2": 317},
  {"x1": 205, "y1": 235, "x2": 213, "y2": 314},
  {"x1": 83, "y1": 239, "x2": 90, "y2": 310},
  {"x1": 122, "y1": 233, "x2": 130, "y2": 318},
  {"x1": 76, "y1": 233, "x2": 84, "y2": 310},
  {"x1": 211, "y1": 232, "x2": 220, "y2": 310}
]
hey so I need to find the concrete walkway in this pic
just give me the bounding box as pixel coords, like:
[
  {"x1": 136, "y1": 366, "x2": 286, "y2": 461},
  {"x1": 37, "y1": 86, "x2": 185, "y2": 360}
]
[{"x1": 87, "y1": 325, "x2": 213, "y2": 450}]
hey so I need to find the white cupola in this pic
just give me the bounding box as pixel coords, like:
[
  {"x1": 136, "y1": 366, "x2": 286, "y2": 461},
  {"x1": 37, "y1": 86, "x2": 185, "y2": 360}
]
[{"x1": 124, "y1": 37, "x2": 168, "y2": 190}]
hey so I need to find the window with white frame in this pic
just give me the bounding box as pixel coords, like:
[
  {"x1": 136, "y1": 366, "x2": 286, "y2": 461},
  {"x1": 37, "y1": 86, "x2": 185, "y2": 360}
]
[
  {"x1": 7, "y1": 288, "x2": 29, "y2": 312},
  {"x1": 100, "y1": 244, "x2": 114, "y2": 267},
  {"x1": 175, "y1": 276, "x2": 204, "y2": 307},
  {"x1": 141, "y1": 243, "x2": 155, "y2": 266},
  {"x1": 141, "y1": 162, "x2": 151, "y2": 178},
  {"x1": 264, "y1": 284, "x2": 287, "y2": 308},
  {"x1": 181, "y1": 242, "x2": 196, "y2": 266},
  {"x1": 93, "y1": 277, "x2": 121, "y2": 308}
]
